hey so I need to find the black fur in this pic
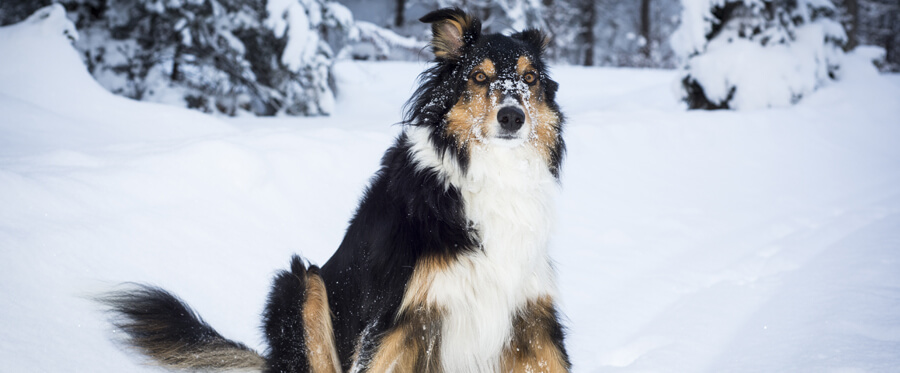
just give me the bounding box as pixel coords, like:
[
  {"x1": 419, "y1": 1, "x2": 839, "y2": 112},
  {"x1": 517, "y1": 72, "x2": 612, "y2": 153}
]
[
  {"x1": 262, "y1": 255, "x2": 313, "y2": 373},
  {"x1": 319, "y1": 131, "x2": 480, "y2": 369},
  {"x1": 545, "y1": 307, "x2": 571, "y2": 366}
]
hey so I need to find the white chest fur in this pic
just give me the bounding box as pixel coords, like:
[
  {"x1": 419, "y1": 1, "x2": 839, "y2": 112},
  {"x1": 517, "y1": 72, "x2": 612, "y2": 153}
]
[{"x1": 407, "y1": 128, "x2": 560, "y2": 372}]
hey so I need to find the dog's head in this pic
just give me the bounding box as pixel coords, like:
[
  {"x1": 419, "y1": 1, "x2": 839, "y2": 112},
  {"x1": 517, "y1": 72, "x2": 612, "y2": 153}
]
[{"x1": 405, "y1": 8, "x2": 564, "y2": 178}]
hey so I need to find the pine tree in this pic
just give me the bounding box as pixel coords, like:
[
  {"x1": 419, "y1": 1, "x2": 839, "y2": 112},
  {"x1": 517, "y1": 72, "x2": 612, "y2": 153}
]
[
  {"x1": 0, "y1": 0, "x2": 52, "y2": 26},
  {"x1": 36, "y1": 0, "x2": 360, "y2": 116}
]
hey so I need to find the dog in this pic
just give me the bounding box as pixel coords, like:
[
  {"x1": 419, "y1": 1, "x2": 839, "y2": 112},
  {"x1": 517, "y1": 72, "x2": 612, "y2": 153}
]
[{"x1": 101, "y1": 8, "x2": 569, "y2": 373}]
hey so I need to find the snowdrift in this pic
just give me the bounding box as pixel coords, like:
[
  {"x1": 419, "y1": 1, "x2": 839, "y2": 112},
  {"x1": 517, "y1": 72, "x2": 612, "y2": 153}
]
[
  {"x1": 0, "y1": 5, "x2": 236, "y2": 157},
  {"x1": 672, "y1": 0, "x2": 846, "y2": 110},
  {"x1": 2, "y1": 6, "x2": 900, "y2": 373}
]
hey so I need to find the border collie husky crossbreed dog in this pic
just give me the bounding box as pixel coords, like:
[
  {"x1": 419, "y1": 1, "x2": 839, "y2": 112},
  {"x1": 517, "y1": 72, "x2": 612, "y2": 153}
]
[{"x1": 101, "y1": 8, "x2": 570, "y2": 373}]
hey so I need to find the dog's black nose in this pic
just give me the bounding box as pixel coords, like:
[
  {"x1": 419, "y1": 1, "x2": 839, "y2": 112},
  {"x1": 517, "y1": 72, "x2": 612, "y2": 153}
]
[{"x1": 497, "y1": 106, "x2": 525, "y2": 132}]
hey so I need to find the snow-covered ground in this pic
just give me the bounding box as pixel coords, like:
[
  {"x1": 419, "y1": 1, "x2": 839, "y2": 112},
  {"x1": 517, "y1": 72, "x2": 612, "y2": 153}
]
[{"x1": 2, "y1": 10, "x2": 900, "y2": 373}]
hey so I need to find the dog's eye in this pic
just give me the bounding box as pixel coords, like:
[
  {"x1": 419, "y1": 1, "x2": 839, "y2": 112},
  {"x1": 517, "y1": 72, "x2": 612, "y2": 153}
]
[
  {"x1": 472, "y1": 72, "x2": 488, "y2": 84},
  {"x1": 523, "y1": 72, "x2": 537, "y2": 85}
]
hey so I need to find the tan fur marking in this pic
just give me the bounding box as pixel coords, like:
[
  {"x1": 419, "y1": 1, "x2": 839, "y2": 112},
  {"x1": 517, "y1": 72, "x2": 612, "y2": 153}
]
[
  {"x1": 517, "y1": 55, "x2": 533, "y2": 76},
  {"x1": 526, "y1": 105, "x2": 560, "y2": 164},
  {"x1": 365, "y1": 256, "x2": 450, "y2": 372},
  {"x1": 500, "y1": 297, "x2": 570, "y2": 373},
  {"x1": 303, "y1": 271, "x2": 342, "y2": 373},
  {"x1": 539, "y1": 34, "x2": 551, "y2": 50},
  {"x1": 517, "y1": 56, "x2": 561, "y2": 164},
  {"x1": 476, "y1": 59, "x2": 497, "y2": 77},
  {"x1": 366, "y1": 309, "x2": 443, "y2": 373},
  {"x1": 431, "y1": 14, "x2": 474, "y2": 58},
  {"x1": 446, "y1": 96, "x2": 490, "y2": 147},
  {"x1": 399, "y1": 255, "x2": 451, "y2": 315},
  {"x1": 367, "y1": 327, "x2": 417, "y2": 373},
  {"x1": 445, "y1": 59, "x2": 497, "y2": 149},
  {"x1": 138, "y1": 344, "x2": 266, "y2": 371}
]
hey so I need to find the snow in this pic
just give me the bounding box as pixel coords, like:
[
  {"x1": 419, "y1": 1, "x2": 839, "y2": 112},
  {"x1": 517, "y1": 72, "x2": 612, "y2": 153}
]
[
  {"x1": 350, "y1": 21, "x2": 426, "y2": 54},
  {"x1": 266, "y1": 0, "x2": 317, "y2": 72},
  {"x1": 3, "y1": 9, "x2": 900, "y2": 373},
  {"x1": 673, "y1": 0, "x2": 847, "y2": 109},
  {"x1": 670, "y1": 0, "x2": 726, "y2": 59},
  {"x1": 685, "y1": 19, "x2": 843, "y2": 109},
  {"x1": 325, "y1": 1, "x2": 354, "y2": 29}
]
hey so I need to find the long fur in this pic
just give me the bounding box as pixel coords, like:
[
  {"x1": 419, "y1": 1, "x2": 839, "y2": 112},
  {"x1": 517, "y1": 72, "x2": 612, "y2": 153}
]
[
  {"x1": 99, "y1": 284, "x2": 266, "y2": 371},
  {"x1": 101, "y1": 8, "x2": 570, "y2": 373}
]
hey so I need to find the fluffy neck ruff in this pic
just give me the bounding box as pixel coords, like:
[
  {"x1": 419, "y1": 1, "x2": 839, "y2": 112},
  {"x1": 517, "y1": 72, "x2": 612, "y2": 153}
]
[{"x1": 405, "y1": 125, "x2": 560, "y2": 373}]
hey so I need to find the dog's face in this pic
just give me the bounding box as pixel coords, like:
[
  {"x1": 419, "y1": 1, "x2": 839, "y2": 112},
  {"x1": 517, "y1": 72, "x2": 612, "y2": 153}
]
[
  {"x1": 408, "y1": 9, "x2": 565, "y2": 177},
  {"x1": 446, "y1": 37, "x2": 558, "y2": 150}
]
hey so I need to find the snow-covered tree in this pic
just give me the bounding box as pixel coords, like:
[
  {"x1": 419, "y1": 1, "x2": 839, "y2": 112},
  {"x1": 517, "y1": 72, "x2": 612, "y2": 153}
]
[
  {"x1": 0, "y1": 0, "x2": 52, "y2": 26},
  {"x1": 344, "y1": 20, "x2": 425, "y2": 60},
  {"x1": 0, "y1": 0, "x2": 428, "y2": 116},
  {"x1": 70, "y1": 0, "x2": 267, "y2": 114},
  {"x1": 672, "y1": 0, "x2": 847, "y2": 110},
  {"x1": 83, "y1": 0, "x2": 358, "y2": 116},
  {"x1": 254, "y1": 0, "x2": 358, "y2": 115},
  {"x1": 60, "y1": 0, "x2": 429, "y2": 116}
]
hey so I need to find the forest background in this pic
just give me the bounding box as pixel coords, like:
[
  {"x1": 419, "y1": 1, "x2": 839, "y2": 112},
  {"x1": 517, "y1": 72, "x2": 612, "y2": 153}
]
[{"x1": 1, "y1": 0, "x2": 897, "y2": 117}]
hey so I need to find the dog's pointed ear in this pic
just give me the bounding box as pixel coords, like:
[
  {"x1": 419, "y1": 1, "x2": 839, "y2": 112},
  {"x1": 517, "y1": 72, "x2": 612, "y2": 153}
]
[
  {"x1": 420, "y1": 8, "x2": 481, "y2": 60},
  {"x1": 513, "y1": 29, "x2": 551, "y2": 55}
]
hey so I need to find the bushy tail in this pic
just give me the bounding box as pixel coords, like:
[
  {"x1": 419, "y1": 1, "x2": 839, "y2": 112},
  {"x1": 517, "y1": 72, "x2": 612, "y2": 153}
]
[
  {"x1": 100, "y1": 255, "x2": 340, "y2": 373},
  {"x1": 99, "y1": 284, "x2": 266, "y2": 371}
]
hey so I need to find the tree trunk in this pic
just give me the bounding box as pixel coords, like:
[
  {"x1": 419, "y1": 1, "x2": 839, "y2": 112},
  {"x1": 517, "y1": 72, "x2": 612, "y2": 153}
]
[
  {"x1": 171, "y1": 44, "x2": 181, "y2": 82},
  {"x1": 581, "y1": 0, "x2": 596, "y2": 66},
  {"x1": 394, "y1": 0, "x2": 406, "y2": 28},
  {"x1": 640, "y1": 0, "x2": 652, "y2": 58},
  {"x1": 844, "y1": 0, "x2": 859, "y2": 51}
]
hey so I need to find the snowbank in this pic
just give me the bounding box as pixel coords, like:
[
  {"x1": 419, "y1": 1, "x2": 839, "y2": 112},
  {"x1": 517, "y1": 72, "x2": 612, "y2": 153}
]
[
  {"x1": 686, "y1": 19, "x2": 844, "y2": 109},
  {"x1": 0, "y1": 5, "x2": 235, "y2": 156},
  {"x1": 672, "y1": 0, "x2": 846, "y2": 110}
]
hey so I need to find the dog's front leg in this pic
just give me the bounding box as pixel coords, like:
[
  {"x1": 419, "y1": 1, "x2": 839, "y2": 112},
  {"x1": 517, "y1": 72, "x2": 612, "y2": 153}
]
[
  {"x1": 501, "y1": 297, "x2": 571, "y2": 373},
  {"x1": 364, "y1": 309, "x2": 442, "y2": 373}
]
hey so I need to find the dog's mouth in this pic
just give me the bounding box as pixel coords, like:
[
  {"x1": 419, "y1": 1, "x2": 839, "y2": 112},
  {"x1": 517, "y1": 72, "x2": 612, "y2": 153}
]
[
  {"x1": 495, "y1": 133, "x2": 520, "y2": 140},
  {"x1": 491, "y1": 131, "x2": 527, "y2": 146}
]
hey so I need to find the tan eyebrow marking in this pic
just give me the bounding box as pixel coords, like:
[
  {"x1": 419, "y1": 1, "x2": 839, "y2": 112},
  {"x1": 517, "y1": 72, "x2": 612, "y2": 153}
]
[
  {"x1": 517, "y1": 55, "x2": 534, "y2": 76},
  {"x1": 473, "y1": 59, "x2": 496, "y2": 77}
]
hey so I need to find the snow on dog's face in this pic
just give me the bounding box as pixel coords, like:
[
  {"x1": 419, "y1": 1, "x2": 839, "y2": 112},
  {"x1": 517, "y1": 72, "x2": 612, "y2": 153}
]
[{"x1": 406, "y1": 8, "x2": 565, "y2": 178}]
